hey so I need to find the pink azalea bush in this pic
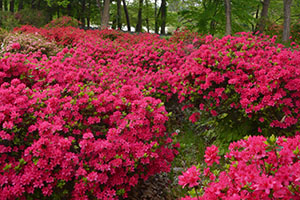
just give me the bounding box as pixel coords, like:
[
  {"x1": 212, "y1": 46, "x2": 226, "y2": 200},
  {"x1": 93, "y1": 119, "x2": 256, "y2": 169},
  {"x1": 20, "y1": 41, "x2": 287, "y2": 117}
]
[
  {"x1": 44, "y1": 16, "x2": 81, "y2": 29},
  {"x1": 1, "y1": 26, "x2": 300, "y2": 199},
  {"x1": 171, "y1": 32, "x2": 300, "y2": 140},
  {"x1": 179, "y1": 135, "x2": 300, "y2": 199},
  {"x1": 0, "y1": 28, "x2": 179, "y2": 199},
  {"x1": 0, "y1": 32, "x2": 60, "y2": 56}
]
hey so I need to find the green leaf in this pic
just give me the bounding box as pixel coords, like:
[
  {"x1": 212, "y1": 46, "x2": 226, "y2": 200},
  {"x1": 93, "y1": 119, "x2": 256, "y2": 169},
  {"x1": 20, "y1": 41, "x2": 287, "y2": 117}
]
[
  {"x1": 3, "y1": 163, "x2": 12, "y2": 171},
  {"x1": 33, "y1": 157, "x2": 39, "y2": 165}
]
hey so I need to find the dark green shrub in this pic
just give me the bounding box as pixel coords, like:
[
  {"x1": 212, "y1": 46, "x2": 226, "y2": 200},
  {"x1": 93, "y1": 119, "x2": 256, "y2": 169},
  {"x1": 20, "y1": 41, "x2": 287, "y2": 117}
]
[
  {"x1": 0, "y1": 28, "x2": 8, "y2": 43},
  {"x1": 44, "y1": 16, "x2": 80, "y2": 28},
  {"x1": 0, "y1": 11, "x2": 20, "y2": 31},
  {"x1": 15, "y1": 8, "x2": 49, "y2": 28}
]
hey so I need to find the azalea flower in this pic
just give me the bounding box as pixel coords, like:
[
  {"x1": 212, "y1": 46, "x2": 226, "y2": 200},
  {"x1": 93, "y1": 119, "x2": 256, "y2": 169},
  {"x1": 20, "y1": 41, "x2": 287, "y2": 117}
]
[{"x1": 178, "y1": 166, "x2": 201, "y2": 188}]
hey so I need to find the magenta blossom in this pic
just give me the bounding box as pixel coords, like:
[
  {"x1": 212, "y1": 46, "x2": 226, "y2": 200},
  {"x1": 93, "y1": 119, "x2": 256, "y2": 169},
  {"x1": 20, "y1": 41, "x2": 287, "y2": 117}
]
[
  {"x1": 178, "y1": 166, "x2": 201, "y2": 188},
  {"x1": 204, "y1": 145, "x2": 220, "y2": 166}
]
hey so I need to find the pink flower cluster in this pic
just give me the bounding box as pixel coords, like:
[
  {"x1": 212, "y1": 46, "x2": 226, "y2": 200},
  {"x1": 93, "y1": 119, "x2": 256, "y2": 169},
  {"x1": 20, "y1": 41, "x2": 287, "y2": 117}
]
[
  {"x1": 179, "y1": 135, "x2": 300, "y2": 199},
  {"x1": 178, "y1": 166, "x2": 201, "y2": 188}
]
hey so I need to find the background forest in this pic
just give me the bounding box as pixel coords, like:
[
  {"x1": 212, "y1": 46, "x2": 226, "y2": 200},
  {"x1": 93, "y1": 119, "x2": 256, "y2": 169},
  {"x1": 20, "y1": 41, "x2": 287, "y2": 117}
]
[{"x1": 1, "y1": 0, "x2": 300, "y2": 42}]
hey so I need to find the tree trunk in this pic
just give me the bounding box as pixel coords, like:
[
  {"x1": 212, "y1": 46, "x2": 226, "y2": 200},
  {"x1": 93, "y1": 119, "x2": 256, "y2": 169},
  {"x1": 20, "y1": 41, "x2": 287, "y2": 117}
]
[
  {"x1": 46, "y1": 5, "x2": 53, "y2": 22},
  {"x1": 81, "y1": 0, "x2": 86, "y2": 28},
  {"x1": 57, "y1": 6, "x2": 60, "y2": 18},
  {"x1": 31, "y1": 0, "x2": 35, "y2": 9},
  {"x1": 224, "y1": 0, "x2": 231, "y2": 35},
  {"x1": 87, "y1": 0, "x2": 91, "y2": 28},
  {"x1": 136, "y1": 0, "x2": 143, "y2": 32},
  {"x1": 100, "y1": 0, "x2": 110, "y2": 29},
  {"x1": 256, "y1": 0, "x2": 271, "y2": 33},
  {"x1": 67, "y1": 3, "x2": 72, "y2": 16},
  {"x1": 117, "y1": 0, "x2": 122, "y2": 29},
  {"x1": 145, "y1": 0, "x2": 149, "y2": 32},
  {"x1": 0, "y1": 0, "x2": 2, "y2": 11},
  {"x1": 18, "y1": 0, "x2": 23, "y2": 10},
  {"x1": 252, "y1": 5, "x2": 260, "y2": 32},
  {"x1": 9, "y1": 0, "x2": 14, "y2": 12},
  {"x1": 154, "y1": 0, "x2": 158, "y2": 33},
  {"x1": 112, "y1": 18, "x2": 116, "y2": 29},
  {"x1": 283, "y1": 0, "x2": 292, "y2": 43},
  {"x1": 4, "y1": 0, "x2": 7, "y2": 11},
  {"x1": 160, "y1": 0, "x2": 166, "y2": 34},
  {"x1": 122, "y1": 0, "x2": 130, "y2": 31},
  {"x1": 96, "y1": 0, "x2": 102, "y2": 28},
  {"x1": 96, "y1": 0, "x2": 102, "y2": 17},
  {"x1": 37, "y1": 0, "x2": 41, "y2": 9},
  {"x1": 155, "y1": 2, "x2": 161, "y2": 34}
]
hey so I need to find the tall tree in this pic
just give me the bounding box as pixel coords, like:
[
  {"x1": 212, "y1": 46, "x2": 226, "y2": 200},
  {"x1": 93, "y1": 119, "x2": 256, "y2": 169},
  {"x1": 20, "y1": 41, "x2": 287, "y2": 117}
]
[
  {"x1": 154, "y1": 0, "x2": 159, "y2": 33},
  {"x1": 18, "y1": 0, "x2": 24, "y2": 10},
  {"x1": 122, "y1": 0, "x2": 130, "y2": 31},
  {"x1": 224, "y1": 0, "x2": 231, "y2": 35},
  {"x1": 9, "y1": 0, "x2": 14, "y2": 12},
  {"x1": 67, "y1": 2, "x2": 72, "y2": 16},
  {"x1": 145, "y1": 0, "x2": 149, "y2": 32},
  {"x1": 136, "y1": 0, "x2": 143, "y2": 32},
  {"x1": 256, "y1": 0, "x2": 271, "y2": 33},
  {"x1": 100, "y1": 0, "x2": 110, "y2": 29},
  {"x1": 160, "y1": 0, "x2": 166, "y2": 34},
  {"x1": 4, "y1": 0, "x2": 7, "y2": 11},
  {"x1": 96, "y1": 0, "x2": 103, "y2": 19},
  {"x1": 155, "y1": 0, "x2": 161, "y2": 34},
  {"x1": 116, "y1": 0, "x2": 122, "y2": 29},
  {"x1": 81, "y1": 0, "x2": 86, "y2": 27},
  {"x1": 57, "y1": 6, "x2": 60, "y2": 17},
  {"x1": 87, "y1": 0, "x2": 91, "y2": 28},
  {"x1": 283, "y1": 0, "x2": 292, "y2": 43}
]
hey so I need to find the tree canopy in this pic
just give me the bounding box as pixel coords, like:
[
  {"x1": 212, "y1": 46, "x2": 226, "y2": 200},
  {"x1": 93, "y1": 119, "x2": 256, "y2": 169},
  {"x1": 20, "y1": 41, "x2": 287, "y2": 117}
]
[{"x1": 0, "y1": 0, "x2": 300, "y2": 41}]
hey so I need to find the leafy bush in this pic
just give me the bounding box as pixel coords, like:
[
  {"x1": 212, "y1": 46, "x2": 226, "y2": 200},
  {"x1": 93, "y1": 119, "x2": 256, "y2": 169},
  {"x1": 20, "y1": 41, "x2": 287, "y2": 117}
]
[
  {"x1": 0, "y1": 28, "x2": 179, "y2": 199},
  {"x1": 178, "y1": 135, "x2": 300, "y2": 199},
  {"x1": 15, "y1": 8, "x2": 49, "y2": 28},
  {"x1": 1, "y1": 32, "x2": 61, "y2": 57},
  {"x1": 0, "y1": 28, "x2": 8, "y2": 43},
  {"x1": 44, "y1": 16, "x2": 80, "y2": 29},
  {"x1": 291, "y1": 19, "x2": 300, "y2": 45},
  {"x1": 0, "y1": 11, "x2": 20, "y2": 31}
]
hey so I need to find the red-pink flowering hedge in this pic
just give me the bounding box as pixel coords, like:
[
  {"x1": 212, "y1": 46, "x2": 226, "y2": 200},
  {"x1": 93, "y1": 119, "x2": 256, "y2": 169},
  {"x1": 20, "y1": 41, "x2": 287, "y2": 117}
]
[
  {"x1": 171, "y1": 32, "x2": 300, "y2": 139},
  {"x1": 1, "y1": 26, "x2": 300, "y2": 199},
  {"x1": 179, "y1": 135, "x2": 300, "y2": 199},
  {"x1": 0, "y1": 28, "x2": 179, "y2": 199}
]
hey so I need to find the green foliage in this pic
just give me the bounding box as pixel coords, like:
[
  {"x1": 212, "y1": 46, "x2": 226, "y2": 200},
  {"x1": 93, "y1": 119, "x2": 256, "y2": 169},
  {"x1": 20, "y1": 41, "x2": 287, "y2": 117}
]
[
  {"x1": 45, "y1": 0, "x2": 70, "y2": 8},
  {"x1": 44, "y1": 16, "x2": 80, "y2": 28},
  {"x1": 0, "y1": 11, "x2": 20, "y2": 31},
  {"x1": 15, "y1": 8, "x2": 49, "y2": 28},
  {"x1": 179, "y1": 0, "x2": 260, "y2": 36},
  {"x1": 0, "y1": 28, "x2": 8, "y2": 43}
]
